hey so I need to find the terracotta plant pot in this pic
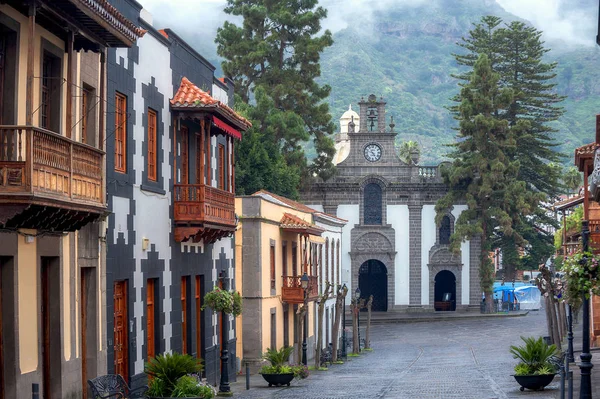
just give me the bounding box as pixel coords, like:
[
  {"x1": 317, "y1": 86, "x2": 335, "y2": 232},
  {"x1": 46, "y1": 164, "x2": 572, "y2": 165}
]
[
  {"x1": 260, "y1": 372, "x2": 294, "y2": 387},
  {"x1": 513, "y1": 374, "x2": 556, "y2": 391}
]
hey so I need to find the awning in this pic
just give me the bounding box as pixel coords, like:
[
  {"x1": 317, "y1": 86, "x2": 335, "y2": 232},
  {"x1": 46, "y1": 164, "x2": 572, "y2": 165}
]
[{"x1": 212, "y1": 116, "x2": 242, "y2": 140}]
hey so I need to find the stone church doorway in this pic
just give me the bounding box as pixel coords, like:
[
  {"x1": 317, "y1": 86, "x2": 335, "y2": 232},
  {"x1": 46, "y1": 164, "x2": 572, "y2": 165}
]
[
  {"x1": 358, "y1": 260, "x2": 387, "y2": 312},
  {"x1": 434, "y1": 270, "x2": 456, "y2": 311}
]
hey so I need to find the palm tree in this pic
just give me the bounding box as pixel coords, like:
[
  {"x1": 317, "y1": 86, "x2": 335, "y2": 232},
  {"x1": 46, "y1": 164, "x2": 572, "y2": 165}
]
[
  {"x1": 563, "y1": 166, "x2": 581, "y2": 195},
  {"x1": 399, "y1": 140, "x2": 420, "y2": 165}
]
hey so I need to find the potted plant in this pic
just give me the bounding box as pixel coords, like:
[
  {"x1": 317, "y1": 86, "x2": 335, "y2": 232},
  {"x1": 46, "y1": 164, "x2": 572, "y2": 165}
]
[
  {"x1": 145, "y1": 352, "x2": 215, "y2": 398},
  {"x1": 259, "y1": 346, "x2": 297, "y2": 387},
  {"x1": 202, "y1": 286, "x2": 242, "y2": 316},
  {"x1": 510, "y1": 336, "x2": 558, "y2": 391}
]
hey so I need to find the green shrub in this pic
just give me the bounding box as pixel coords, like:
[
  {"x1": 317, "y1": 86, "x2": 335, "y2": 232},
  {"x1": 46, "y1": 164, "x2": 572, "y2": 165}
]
[
  {"x1": 171, "y1": 375, "x2": 215, "y2": 398},
  {"x1": 510, "y1": 336, "x2": 557, "y2": 376},
  {"x1": 145, "y1": 352, "x2": 203, "y2": 396},
  {"x1": 514, "y1": 363, "x2": 532, "y2": 376}
]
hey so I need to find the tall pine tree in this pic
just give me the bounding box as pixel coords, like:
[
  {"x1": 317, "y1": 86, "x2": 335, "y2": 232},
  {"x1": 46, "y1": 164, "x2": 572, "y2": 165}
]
[
  {"x1": 451, "y1": 17, "x2": 564, "y2": 279},
  {"x1": 216, "y1": 0, "x2": 336, "y2": 186},
  {"x1": 436, "y1": 54, "x2": 540, "y2": 312}
]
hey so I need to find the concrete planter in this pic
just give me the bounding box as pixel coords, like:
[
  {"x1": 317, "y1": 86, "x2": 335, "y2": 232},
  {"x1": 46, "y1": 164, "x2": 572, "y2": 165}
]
[
  {"x1": 260, "y1": 373, "x2": 294, "y2": 387},
  {"x1": 513, "y1": 374, "x2": 555, "y2": 391}
]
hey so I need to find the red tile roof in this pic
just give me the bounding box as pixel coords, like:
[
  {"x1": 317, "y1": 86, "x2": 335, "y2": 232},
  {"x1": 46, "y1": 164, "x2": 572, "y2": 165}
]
[
  {"x1": 158, "y1": 29, "x2": 169, "y2": 39},
  {"x1": 280, "y1": 213, "x2": 325, "y2": 235},
  {"x1": 171, "y1": 77, "x2": 251, "y2": 130},
  {"x1": 254, "y1": 190, "x2": 316, "y2": 213}
]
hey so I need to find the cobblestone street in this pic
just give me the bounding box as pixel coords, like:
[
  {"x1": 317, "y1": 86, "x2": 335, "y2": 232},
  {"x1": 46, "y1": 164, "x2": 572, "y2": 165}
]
[{"x1": 232, "y1": 311, "x2": 558, "y2": 399}]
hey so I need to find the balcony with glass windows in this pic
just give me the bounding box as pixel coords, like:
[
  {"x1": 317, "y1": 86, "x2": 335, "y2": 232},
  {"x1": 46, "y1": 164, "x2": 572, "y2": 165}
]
[{"x1": 281, "y1": 275, "x2": 319, "y2": 304}]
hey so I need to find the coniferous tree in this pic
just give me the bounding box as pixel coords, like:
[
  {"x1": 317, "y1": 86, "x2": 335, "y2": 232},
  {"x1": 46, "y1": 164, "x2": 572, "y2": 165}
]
[
  {"x1": 216, "y1": 0, "x2": 336, "y2": 186},
  {"x1": 436, "y1": 54, "x2": 541, "y2": 312},
  {"x1": 451, "y1": 17, "x2": 565, "y2": 276}
]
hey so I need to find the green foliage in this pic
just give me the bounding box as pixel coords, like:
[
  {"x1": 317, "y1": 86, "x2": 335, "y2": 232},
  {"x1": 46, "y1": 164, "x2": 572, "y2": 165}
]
[
  {"x1": 554, "y1": 206, "x2": 583, "y2": 250},
  {"x1": 534, "y1": 364, "x2": 555, "y2": 375},
  {"x1": 171, "y1": 375, "x2": 215, "y2": 398},
  {"x1": 436, "y1": 54, "x2": 540, "y2": 308},
  {"x1": 563, "y1": 167, "x2": 582, "y2": 194},
  {"x1": 216, "y1": 0, "x2": 336, "y2": 183},
  {"x1": 292, "y1": 365, "x2": 310, "y2": 379},
  {"x1": 145, "y1": 353, "x2": 203, "y2": 397},
  {"x1": 509, "y1": 336, "x2": 557, "y2": 374},
  {"x1": 202, "y1": 286, "x2": 242, "y2": 316},
  {"x1": 263, "y1": 346, "x2": 294, "y2": 369},
  {"x1": 562, "y1": 251, "x2": 600, "y2": 303},
  {"x1": 398, "y1": 140, "x2": 421, "y2": 165},
  {"x1": 514, "y1": 363, "x2": 533, "y2": 376}
]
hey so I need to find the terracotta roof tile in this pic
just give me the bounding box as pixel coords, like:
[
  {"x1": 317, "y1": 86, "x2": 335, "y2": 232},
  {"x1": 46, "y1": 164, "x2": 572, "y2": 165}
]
[
  {"x1": 158, "y1": 29, "x2": 169, "y2": 39},
  {"x1": 280, "y1": 213, "x2": 325, "y2": 235},
  {"x1": 575, "y1": 143, "x2": 598, "y2": 156},
  {"x1": 171, "y1": 77, "x2": 251, "y2": 130},
  {"x1": 253, "y1": 190, "x2": 316, "y2": 213}
]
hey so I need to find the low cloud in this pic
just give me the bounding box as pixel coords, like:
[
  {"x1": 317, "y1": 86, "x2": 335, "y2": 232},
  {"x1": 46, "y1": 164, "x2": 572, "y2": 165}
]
[{"x1": 496, "y1": 0, "x2": 597, "y2": 47}]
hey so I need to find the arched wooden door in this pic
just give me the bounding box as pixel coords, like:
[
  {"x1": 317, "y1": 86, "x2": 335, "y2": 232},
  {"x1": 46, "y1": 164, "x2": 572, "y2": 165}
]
[{"x1": 434, "y1": 270, "x2": 456, "y2": 311}]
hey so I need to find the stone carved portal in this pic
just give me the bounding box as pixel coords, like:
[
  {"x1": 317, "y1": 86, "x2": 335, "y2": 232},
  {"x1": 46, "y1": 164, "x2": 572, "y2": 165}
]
[
  {"x1": 359, "y1": 260, "x2": 388, "y2": 312},
  {"x1": 428, "y1": 245, "x2": 462, "y2": 310}
]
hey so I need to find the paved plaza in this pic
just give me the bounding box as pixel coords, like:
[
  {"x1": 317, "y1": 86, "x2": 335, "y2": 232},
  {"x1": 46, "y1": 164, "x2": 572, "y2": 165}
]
[{"x1": 231, "y1": 311, "x2": 559, "y2": 399}]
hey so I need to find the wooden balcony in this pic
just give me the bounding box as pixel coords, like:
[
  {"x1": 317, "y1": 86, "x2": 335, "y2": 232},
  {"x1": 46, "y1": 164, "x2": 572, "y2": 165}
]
[
  {"x1": 281, "y1": 275, "x2": 319, "y2": 304},
  {"x1": 173, "y1": 184, "x2": 236, "y2": 243},
  {"x1": 0, "y1": 126, "x2": 105, "y2": 231}
]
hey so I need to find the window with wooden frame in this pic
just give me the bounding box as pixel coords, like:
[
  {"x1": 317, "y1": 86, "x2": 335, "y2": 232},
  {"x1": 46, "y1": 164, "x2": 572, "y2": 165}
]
[
  {"x1": 195, "y1": 276, "x2": 203, "y2": 361},
  {"x1": 147, "y1": 108, "x2": 157, "y2": 181},
  {"x1": 81, "y1": 89, "x2": 88, "y2": 144},
  {"x1": 181, "y1": 126, "x2": 189, "y2": 184},
  {"x1": 218, "y1": 144, "x2": 225, "y2": 190},
  {"x1": 282, "y1": 241, "x2": 287, "y2": 278},
  {"x1": 270, "y1": 244, "x2": 276, "y2": 290},
  {"x1": 114, "y1": 92, "x2": 127, "y2": 173},
  {"x1": 146, "y1": 279, "x2": 157, "y2": 359},
  {"x1": 292, "y1": 243, "x2": 297, "y2": 277},
  {"x1": 41, "y1": 55, "x2": 53, "y2": 131}
]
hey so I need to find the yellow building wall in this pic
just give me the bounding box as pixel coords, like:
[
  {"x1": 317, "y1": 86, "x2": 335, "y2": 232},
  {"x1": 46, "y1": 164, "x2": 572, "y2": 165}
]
[{"x1": 17, "y1": 233, "x2": 38, "y2": 373}]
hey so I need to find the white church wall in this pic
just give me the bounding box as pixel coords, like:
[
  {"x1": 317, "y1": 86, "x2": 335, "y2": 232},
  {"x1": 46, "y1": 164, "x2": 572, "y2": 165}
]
[
  {"x1": 308, "y1": 204, "x2": 324, "y2": 213},
  {"x1": 421, "y1": 205, "x2": 437, "y2": 305},
  {"x1": 337, "y1": 204, "x2": 359, "y2": 294},
  {"x1": 388, "y1": 205, "x2": 410, "y2": 305},
  {"x1": 451, "y1": 205, "x2": 470, "y2": 306}
]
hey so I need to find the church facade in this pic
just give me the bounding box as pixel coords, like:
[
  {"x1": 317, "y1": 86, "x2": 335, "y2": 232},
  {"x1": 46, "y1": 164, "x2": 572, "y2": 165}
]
[{"x1": 300, "y1": 95, "x2": 481, "y2": 312}]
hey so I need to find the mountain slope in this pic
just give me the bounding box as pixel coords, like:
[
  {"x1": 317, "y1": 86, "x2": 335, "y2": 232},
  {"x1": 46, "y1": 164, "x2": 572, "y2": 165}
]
[{"x1": 320, "y1": 0, "x2": 600, "y2": 164}]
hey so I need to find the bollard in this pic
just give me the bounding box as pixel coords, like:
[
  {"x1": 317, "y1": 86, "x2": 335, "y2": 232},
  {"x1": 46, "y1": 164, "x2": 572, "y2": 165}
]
[
  {"x1": 559, "y1": 364, "x2": 565, "y2": 399},
  {"x1": 246, "y1": 363, "x2": 250, "y2": 390},
  {"x1": 32, "y1": 383, "x2": 39, "y2": 399},
  {"x1": 567, "y1": 371, "x2": 573, "y2": 399}
]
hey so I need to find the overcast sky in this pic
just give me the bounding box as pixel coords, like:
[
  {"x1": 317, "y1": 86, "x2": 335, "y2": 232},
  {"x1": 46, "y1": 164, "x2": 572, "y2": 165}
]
[{"x1": 140, "y1": 0, "x2": 598, "y2": 55}]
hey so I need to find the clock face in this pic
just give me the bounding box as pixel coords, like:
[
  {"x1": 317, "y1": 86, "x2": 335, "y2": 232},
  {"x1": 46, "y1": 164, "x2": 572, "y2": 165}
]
[{"x1": 364, "y1": 144, "x2": 382, "y2": 162}]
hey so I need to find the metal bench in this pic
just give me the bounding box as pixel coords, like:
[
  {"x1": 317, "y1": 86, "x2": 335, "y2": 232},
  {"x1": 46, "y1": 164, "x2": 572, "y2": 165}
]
[
  {"x1": 87, "y1": 374, "x2": 148, "y2": 399},
  {"x1": 320, "y1": 345, "x2": 333, "y2": 367}
]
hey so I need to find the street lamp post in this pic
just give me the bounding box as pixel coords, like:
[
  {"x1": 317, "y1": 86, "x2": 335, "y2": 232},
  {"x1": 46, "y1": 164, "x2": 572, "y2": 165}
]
[
  {"x1": 579, "y1": 220, "x2": 593, "y2": 398},
  {"x1": 301, "y1": 273, "x2": 309, "y2": 366},
  {"x1": 567, "y1": 304, "x2": 575, "y2": 363},
  {"x1": 341, "y1": 284, "x2": 347, "y2": 359},
  {"x1": 218, "y1": 271, "x2": 231, "y2": 396},
  {"x1": 355, "y1": 287, "x2": 361, "y2": 352}
]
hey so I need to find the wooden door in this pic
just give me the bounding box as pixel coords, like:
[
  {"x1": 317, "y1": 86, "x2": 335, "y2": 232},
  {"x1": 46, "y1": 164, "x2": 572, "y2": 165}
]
[
  {"x1": 80, "y1": 269, "x2": 88, "y2": 399},
  {"x1": 218, "y1": 144, "x2": 225, "y2": 189},
  {"x1": 146, "y1": 279, "x2": 155, "y2": 359},
  {"x1": 181, "y1": 277, "x2": 188, "y2": 354},
  {"x1": 41, "y1": 259, "x2": 51, "y2": 399},
  {"x1": 113, "y1": 281, "x2": 128, "y2": 381},
  {"x1": 195, "y1": 276, "x2": 202, "y2": 361}
]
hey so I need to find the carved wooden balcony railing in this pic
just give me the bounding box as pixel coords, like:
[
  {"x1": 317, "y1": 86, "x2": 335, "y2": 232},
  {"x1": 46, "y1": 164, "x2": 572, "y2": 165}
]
[
  {"x1": 173, "y1": 184, "x2": 236, "y2": 243},
  {"x1": 281, "y1": 275, "x2": 319, "y2": 304},
  {"x1": 0, "y1": 125, "x2": 105, "y2": 231}
]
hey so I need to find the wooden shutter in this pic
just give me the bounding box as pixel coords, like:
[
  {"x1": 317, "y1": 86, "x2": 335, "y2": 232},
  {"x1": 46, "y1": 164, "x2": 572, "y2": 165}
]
[
  {"x1": 114, "y1": 93, "x2": 127, "y2": 173},
  {"x1": 270, "y1": 244, "x2": 276, "y2": 290},
  {"x1": 181, "y1": 277, "x2": 188, "y2": 354},
  {"x1": 181, "y1": 126, "x2": 189, "y2": 184},
  {"x1": 81, "y1": 90, "x2": 88, "y2": 144},
  {"x1": 218, "y1": 144, "x2": 225, "y2": 189},
  {"x1": 195, "y1": 276, "x2": 202, "y2": 360},
  {"x1": 147, "y1": 108, "x2": 157, "y2": 181}
]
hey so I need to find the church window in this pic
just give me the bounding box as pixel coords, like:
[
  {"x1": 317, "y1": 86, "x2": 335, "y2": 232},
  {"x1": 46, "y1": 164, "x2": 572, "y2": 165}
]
[
  {"x1": 439, "y1": 215, "x2": 451, "y2": 245},
  {"x1": 363, "y1": 183, "x2": 382, "y2": 225}
]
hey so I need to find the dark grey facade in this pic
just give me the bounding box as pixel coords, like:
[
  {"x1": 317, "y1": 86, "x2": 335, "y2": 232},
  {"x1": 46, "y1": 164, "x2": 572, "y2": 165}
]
[{"x1": 105, "y1": 1, "x2": 237, "y2": 388}]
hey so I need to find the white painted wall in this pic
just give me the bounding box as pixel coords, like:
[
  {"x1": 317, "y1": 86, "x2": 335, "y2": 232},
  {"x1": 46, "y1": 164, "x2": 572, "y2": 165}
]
[
  {"x1": 451, "y1": 205, "x2": 470, "y2": 305},
  {"x1": 421, "y1": 205, "x2": 436, "y2": 305},
  {"x1": 131, "y1": 32, "x2": 173, "y2": 373},
  {"x1": 337, "y1": 205, "x2": 359, "y2": 294},
  {"x1": 307, "y1": 204, "x2": 324, "y2": 212},
  {"x1": 388, "y1": 205, "x2": 409, "y2": 306},
  {"x1": 212, "y1": 83, "x2": 228, "y2": 103}
]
